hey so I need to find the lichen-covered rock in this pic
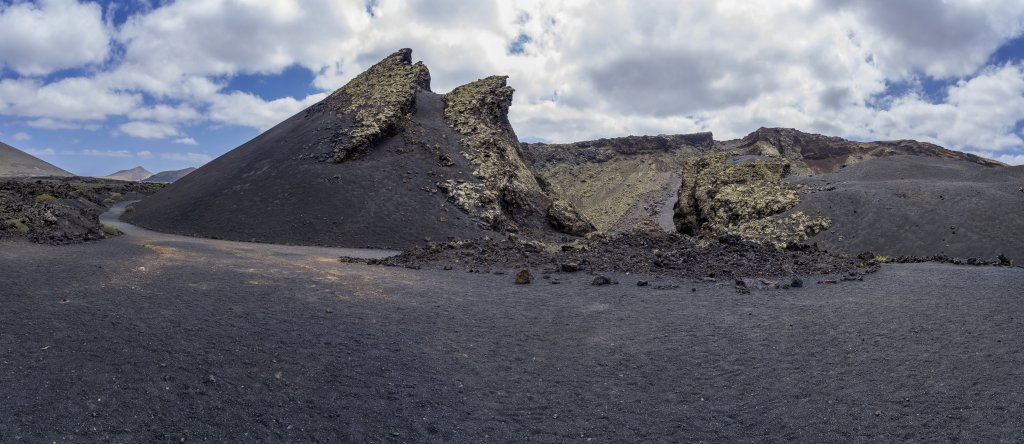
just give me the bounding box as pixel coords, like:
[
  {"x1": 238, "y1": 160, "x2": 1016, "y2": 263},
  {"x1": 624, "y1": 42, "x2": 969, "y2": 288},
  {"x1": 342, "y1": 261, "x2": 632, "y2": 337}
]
[
  {"x1": 0, "y1": 177, "x2": 162, "y2": 245},
  {"x1": 330, "y1": 48, "x2": 431, "y2": 161},
  {"x1": 546, "y1": 198, "x2": 595, "y2": 236},
  {"x1": 442, "y1": 76, "x2": 593, "y2": 235},
  {"x1": 673, "y1": 153, "x2": 829, "y2": 248}
]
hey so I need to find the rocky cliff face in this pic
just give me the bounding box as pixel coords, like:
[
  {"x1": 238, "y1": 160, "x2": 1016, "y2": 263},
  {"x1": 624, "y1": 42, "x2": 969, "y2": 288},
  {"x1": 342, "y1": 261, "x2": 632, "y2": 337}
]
[
  {"x1": 720, "y1": 127, "x2": 1004, "y2": 175},
  {"x1": 327, "y1": 48, "x2": 431, "y2": 162},
  {"x1": 442, "y1": 76, "x2": 593, "y2": 235},
  {"x1": 521, "y1": 133, "x2": 714, "y2": 232}
]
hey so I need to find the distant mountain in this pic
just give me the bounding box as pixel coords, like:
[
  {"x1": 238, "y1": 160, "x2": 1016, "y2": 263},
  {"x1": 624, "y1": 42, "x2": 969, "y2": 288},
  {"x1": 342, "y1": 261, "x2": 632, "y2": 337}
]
[
  {"x1": 0, "y1": 141, "x2": 73, "y2": 177},
  {"x1": 101, "y1": 166, "x2": 153, "y2": 182},
  {"x1": 143, "y1": 167, "x2": 197, "y2": 183}
]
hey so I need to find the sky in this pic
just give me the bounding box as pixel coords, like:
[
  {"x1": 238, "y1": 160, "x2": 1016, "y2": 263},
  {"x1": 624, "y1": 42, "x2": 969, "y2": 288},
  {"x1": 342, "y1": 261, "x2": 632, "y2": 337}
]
[{"x1": 2, "y1": 0, "x2": 1024, "y2": 176}]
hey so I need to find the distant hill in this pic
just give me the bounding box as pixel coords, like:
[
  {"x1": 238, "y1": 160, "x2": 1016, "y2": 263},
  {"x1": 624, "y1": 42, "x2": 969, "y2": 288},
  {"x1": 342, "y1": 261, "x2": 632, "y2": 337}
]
[
  {"x1": 126, "y1": 49, "x2": 591, "y2": 249},
  {"x1": 101, "y1": 166, "x2": 152, "y2": 182},
  {"x1": 0, "y1": 141, "x2": 73, "y2": 177},
  {"x1": 144, "y1": 167, "x2": 197, "y2": 183}
]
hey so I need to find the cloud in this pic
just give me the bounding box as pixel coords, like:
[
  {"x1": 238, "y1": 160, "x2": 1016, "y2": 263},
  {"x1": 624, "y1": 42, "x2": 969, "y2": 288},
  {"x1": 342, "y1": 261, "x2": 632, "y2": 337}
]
[
  {"x1": 0, "y1": 77, "x2": 141, "y2": 121},
  {"x1": 0, "y1": 0, "x2": 110, "y2": 76},
  {"x1": 132, "y1": 104, "x2": 203, "y2": 124},
  {"x1": 71, "y1": 149, "x2": 135, "y2": 158},
  {"x1": 26, "y1": 118, "x2": 101, "y2": 130},
  {"x1": 137, "y1": 150, "x2": 154, "y2": 159},
  {"x1": 173, "y1": 137, "x2": 199, "y2": 145},
  {"x1": 12, "y1": 132, "x2": 30, "y2": 141},
  {"x1": 119, "y1": 121, "x2": 181, "y2": 139},
  {"x1": 992, "y1": 154, "x2": 1024, "y2": 166},
  {"x1": 23, "y1": 147, "x2": 55, "y2": 156},
  {"x1": 207, "y1": 91, "x2": 326, "y2": 130},
  {"x1": 851, "y1": 64, "x2": 1024, "y2": 151},
  {"x1": 818, "y1": 0, "x2": 1024, "y2": 78},
  {"x1": 160, "y1": 152, "x2": 212, "y2": 164}
]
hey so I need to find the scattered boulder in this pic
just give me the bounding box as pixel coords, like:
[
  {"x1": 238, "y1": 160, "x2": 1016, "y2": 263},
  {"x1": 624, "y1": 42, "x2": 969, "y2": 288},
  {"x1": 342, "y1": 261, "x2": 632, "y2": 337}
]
[{"x1": 515, "y1": 269, "x2": 532, "y2": 284}]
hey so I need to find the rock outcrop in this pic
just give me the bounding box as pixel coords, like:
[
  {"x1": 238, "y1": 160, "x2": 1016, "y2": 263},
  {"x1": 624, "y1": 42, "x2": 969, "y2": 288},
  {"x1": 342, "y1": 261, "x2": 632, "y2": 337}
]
[
  {"x1": 328, "y1": 48, "x2": 431, "y2": 161},
  {"x1": 442, "y1": 76, "x2": 592, "y2": 235},
  {"x1": 1, "y1": 177, "x2": 161, "y2": 244},
  {"x1": 673, "y1": 153, "x2": 830, "y2": 249}
]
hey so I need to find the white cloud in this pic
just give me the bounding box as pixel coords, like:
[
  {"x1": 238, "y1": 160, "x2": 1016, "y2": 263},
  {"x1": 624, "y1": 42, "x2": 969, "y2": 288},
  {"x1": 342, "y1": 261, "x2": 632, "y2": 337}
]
[
  {"x1": 26, "y1": 118, "x2": 101, "y2": 130},
  {"x1": 119, "y1": 121, "x2": 181, "y2": 139},
  {"x1": 71, "y1": 149, "x2": 135, "y2": 158},
  {"x1": 818, "y1": 0, "x2": 1024, "y2": 79},
  {"x1": 207, "y1": 91, "x2": 326, "y2": 130},
  {"x1": 137, "y1": 150, "x2": 154, "y2": 159},
  {"x1": 133, "y1": 104, "x2": 203, "y2": 124},
  {"x1": 993, "y1": 154, "x2": 1024, "y2": 166},
  {"x1": 173, "y1": 137, "x2": 199, "y2": 145},
  {"x1": 12, "y1": 132, "x2": 30, "y2": 141},
  {"x1": 23, "y1": 147, "x2": 55, "y2": 156},
  {"x1": 848, "y1": 64, "x2": 1024, "y2": 151},
  {"x1": 0, "y1": 0, "x2": 110, "y2": 76},
  {"x1": 0, "y1": 77, "x2": 141, "y2": 121},
  {"x1": 160, "y1": 152, "x2": 212, "y2": 164}
]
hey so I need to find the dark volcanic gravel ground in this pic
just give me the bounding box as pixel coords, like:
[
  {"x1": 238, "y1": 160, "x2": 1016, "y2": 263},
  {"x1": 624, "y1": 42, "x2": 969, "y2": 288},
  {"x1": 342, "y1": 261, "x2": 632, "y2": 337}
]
[{"x1": 1, "y1": 219, "x2": 1023, "y2": 442}]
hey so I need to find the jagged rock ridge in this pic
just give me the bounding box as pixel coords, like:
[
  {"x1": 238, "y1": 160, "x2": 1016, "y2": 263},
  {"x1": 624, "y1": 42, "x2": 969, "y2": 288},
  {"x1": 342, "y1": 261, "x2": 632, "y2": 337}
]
[{"x1": 720, "y1": 127, "x2": 1004, "y2": 174}]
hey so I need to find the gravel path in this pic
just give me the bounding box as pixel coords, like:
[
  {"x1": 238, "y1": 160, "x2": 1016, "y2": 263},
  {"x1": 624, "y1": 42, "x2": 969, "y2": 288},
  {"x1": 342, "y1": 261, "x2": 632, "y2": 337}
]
[{"x1": 1, "y1": 211, "x2": 1022, "y2": 442}]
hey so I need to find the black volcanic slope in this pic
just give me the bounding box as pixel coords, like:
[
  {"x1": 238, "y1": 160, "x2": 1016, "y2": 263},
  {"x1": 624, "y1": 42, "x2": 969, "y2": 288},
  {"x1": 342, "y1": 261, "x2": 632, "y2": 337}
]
[
  {"x1": 126, "y1": 49, "x2": 589, "y2": 249},
  {"x1": 789, "y1": 156, "x2": 1024, "y2": 261},
  {"x1": 0, "y1": 141, "x2": 72, "y2": 177}
]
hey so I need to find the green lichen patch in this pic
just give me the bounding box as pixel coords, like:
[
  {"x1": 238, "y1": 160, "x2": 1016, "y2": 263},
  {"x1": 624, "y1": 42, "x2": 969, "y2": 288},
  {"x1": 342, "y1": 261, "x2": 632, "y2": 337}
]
[
  {"x1": 674, "y1": 153, "x2": 830, "y2": 248},
  {"x1": 330, "y1": 48, "x2": 431, "y2": 161},
  {"x1": 5, "y1": 219, "x2": 29, "y2": 233}
]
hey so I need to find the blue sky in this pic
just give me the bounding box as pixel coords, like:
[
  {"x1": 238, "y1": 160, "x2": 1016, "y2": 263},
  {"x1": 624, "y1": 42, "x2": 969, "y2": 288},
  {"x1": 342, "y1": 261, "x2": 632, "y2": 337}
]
[{"x1": 2, "y1": 0, "x2": 1024, "y2": 176}]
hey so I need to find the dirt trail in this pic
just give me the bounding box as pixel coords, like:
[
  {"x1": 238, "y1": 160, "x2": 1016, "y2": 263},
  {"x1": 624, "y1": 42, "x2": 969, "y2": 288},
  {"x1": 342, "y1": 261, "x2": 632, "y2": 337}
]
[{"x1": 104, "y1": 201, "x2": 399, "y2": 261}]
